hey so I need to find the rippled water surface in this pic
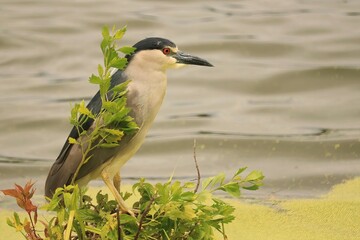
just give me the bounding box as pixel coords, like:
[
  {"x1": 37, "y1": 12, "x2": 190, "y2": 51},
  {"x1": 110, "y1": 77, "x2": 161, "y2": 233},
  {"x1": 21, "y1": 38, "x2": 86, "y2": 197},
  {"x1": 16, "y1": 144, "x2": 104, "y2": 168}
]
[{"x1": 1, "y1": 0, "x2": 360, "y2": 200}]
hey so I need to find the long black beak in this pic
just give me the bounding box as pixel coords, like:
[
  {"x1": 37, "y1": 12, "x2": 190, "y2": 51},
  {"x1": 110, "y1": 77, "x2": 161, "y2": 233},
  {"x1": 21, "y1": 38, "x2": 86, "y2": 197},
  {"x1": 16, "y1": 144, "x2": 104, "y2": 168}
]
[{"x1": 174, "y1": 51, "x2": 213, "y2": 67}]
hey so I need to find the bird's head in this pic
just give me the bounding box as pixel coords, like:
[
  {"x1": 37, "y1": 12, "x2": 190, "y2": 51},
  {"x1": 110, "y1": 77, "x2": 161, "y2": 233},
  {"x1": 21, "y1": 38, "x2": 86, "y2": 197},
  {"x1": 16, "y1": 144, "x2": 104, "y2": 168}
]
[{"x1": 126, "y1": 37, "x2": 213, "y2": 71}]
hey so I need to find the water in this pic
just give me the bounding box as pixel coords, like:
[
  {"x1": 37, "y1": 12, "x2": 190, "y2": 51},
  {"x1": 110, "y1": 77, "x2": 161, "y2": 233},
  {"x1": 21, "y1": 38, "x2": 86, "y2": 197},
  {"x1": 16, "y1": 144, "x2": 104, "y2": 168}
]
[{"x1": 0, "y1": 0, "x2": 360, "y2": 201}]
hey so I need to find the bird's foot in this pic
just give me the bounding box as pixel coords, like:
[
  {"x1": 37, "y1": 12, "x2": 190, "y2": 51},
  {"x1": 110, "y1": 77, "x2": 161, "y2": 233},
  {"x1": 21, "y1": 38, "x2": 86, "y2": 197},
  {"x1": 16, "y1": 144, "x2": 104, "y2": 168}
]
[
  {"x1": 114, "y1": 207, "x2": 140, "y2": 218},
  {"x1": 124, "y1": 208, "x2": 136, "y2": 218}
]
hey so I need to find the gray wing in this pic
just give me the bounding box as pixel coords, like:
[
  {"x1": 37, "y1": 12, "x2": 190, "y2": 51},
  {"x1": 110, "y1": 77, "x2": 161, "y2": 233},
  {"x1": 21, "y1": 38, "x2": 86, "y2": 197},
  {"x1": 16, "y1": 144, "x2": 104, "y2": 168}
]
[{"x1": 45, "y1": 70, "x2": 132, "y2": 198}]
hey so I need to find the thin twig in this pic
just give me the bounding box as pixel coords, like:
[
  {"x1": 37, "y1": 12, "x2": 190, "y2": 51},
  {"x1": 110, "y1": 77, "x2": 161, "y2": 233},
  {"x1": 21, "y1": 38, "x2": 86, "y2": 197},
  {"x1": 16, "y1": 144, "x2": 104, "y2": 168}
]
[
  {"x1": 27, "y1": 212, "x2": 41, "y2": 239},
  {"x1": 193, "y1": 139, "x2": 201, "y2": 193},
  {"x1": 116, "y1": 207, "x2": 122, "y2": 240},
  {"x1": 222, "y1": 222, "x2": 228, "y2": 240},
  {"x1": 28, "y1": 213, "x2": 36, "y2": 235},
  {"x1": 134, "y1": 195, "x2": 156, "y2": 240}
]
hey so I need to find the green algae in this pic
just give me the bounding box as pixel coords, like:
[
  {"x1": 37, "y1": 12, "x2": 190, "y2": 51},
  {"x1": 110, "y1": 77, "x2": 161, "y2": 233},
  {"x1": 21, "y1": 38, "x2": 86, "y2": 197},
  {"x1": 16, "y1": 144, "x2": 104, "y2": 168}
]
[{"x1": 217, "y1": 177, "x2": 360, "y2": 240}]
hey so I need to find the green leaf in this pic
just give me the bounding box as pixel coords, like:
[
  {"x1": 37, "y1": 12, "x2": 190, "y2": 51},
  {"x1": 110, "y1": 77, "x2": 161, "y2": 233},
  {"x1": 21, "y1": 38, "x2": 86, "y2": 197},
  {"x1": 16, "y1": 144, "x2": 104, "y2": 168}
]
[
  {"x1": 182, "y1": 204, "x2": 196, "y2": 220},
  {"x1": 102, "y1": 101, "x2": 118, "y2": 113},
  {"x1": 6, "y1": 217, "x2": 14, "y2": 228},
  {"x1": 170, "y1": 181, "x2": 182, "y2": 196},
  {"x1": 77, "y1": 209, "x2": 101, "y2": 222},
  {"x1": 196, "y1": 190, "x2": 211, "y2": 203},
  {"x1": 110, "y1": 58, "x2": 127, "y2": 69},
  {"x1": 233, "y1": 167, "x2": 247, "y2": 178},
  {"x1": 110, "y1": 80, "x2": 130, "y2": 93},
  {"x1": 71, "y1": 185, "x2": 80, "y2": 208},
  {"x1": 244, "y1": 170, "x2": 264, "y2": 182},
  {"x1": 96, "y1": 191, "x2": 108, "y2": 205},
  {"x1": 99, "y1": 128, "x2": 124, "y2": 143},
  {"x1": 99, "y1": 78, "x2": 111, "y2": 98},
  {"x1": 13, "y1": 212, "x2": 21, "y2": 225},
  {"x1": 106, "y1": 48, "x2": 119, "y2": 67},
  {"x1": 42, "y1": 197, "x2": 61, "y2": 211},
  {"x1": 107, "y1": 108, "x2": 132, "y2": 124},
  {"x1": 102, "y1": 128, "x2": 124, "y2": 137},
  {"x1": 243, "y1": 185, "x2": 260, "y2": 191},
  {"x1": 121, "y1": 191, "x2": 132, "y2": 201},
  {"x1": 85, "y1": 226, "x2": 102, "y2": 235},
  {"x1": 119, "y1": 214, "x2": 136, "y2": 224},
  {"x1": 114, "y1": 26, "x2": 127, "y2": 40},
  {"x1": 74, "y1": 211, "x2": 86, "y2": 237},
  {"x1": 63, "y1": 192, "x2": 72, "y2": 208},
  {"x1": 183, "y1": 182, "x2": 196, "y2": 189},
  {"x1": 98, "y1": 64, "x2": 104, "y2": 77},
  {"x1": 99, "y1": 143, "x2": 119, "y2": 148},
  {"x1": 82, "y1": 194, "x2": 92, "y2": 203},
  {"x1": 78, "y1": 100, "x2": 94, "y2": 118},
  {"x1": 165, "y1": 203, "x2": 183, "y2": 221},
  {"x1": 211, "y1": 172, "x2": 225, "y2": 188},
  {"x1": 136, "y1": 181, "x2": 155, "y2": 200},
  {"x1": 118, "y1": 46, "x2": 136, "y2": 55},
  {"x1": 211, "y1": 214, "x2": 225, "y2": 221},
  {"x1": 68, "y1": 137, "x2": 79, "y2": 144},
  {"x1": 181, "y1": 191, "x2": 195, "y2": 201},
  {"x1": 101, "y1": 37, "x2": 109, "y2": 54},
  {"x1": 89, "y1": 74, "x2": 102, "y2": 84},
  {"x1": 221, "y1": 182, "x2": 241, "y2": 197},
  {"x1": 70, "y1": 103, "x2": 80, "y2": 123},
  {"x1": 123, "y1": 121, "x2": 139, "y2": 131},
  {"x1": 202, "y1": 177, "x2": 213, "y2": 190},
  {"x1": 102, "y1": 26, "x2": 110, "y2": 38}
]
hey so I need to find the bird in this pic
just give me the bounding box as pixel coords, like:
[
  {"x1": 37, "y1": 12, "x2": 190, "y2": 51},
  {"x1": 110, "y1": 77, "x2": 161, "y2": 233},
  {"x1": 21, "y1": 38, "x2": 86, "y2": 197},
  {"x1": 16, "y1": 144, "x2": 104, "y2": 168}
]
[{"x1": 45, "y1": 37, "x2": 213, "y2": 215}]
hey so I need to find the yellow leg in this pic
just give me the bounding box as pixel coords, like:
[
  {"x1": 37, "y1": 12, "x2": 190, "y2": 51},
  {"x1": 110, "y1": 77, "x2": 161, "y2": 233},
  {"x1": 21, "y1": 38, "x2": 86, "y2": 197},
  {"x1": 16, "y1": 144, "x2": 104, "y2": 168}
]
[
  {"x1": 101, "y1": 168, "x2": 134, "y2": 217},
  {"x1": 113, "y1": 172, "x2": 121, "y2": 193}
]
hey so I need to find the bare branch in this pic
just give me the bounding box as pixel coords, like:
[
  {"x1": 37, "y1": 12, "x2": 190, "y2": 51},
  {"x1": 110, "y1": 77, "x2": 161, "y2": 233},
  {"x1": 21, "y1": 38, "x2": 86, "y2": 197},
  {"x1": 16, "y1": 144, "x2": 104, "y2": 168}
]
[
  {"x1": 116, "y1": 207, "x2": 122, "y2": 240},
  {"x1": 134, "y1": 195, "x2": 156, "y2": 240},
  {"x1": 193, "y1": 139, "x2": 201, "y2": 193}
]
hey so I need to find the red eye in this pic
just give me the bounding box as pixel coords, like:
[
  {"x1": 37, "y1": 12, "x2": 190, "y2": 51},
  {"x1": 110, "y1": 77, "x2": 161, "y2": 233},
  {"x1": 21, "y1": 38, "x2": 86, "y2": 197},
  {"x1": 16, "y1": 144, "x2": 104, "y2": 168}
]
[{"x1": 162, "y1": 47, "x2": 171, "y2": 55}]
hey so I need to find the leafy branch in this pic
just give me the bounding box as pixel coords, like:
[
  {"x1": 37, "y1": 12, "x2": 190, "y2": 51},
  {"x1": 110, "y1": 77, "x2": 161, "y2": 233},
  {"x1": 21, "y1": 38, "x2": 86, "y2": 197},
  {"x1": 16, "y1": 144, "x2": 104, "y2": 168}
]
[
  {"x1": 129, "y1": 165, "x2": 264, "y2": 239},
  {"x1": 1, "y1": 181, "x2": 40, "y2": 240},
  {"x1": 68, "y1": 25, "x2": 138, "y2": 184},
  {"x1": 202, "y1": 167, "x2": 264, "y2": 197}
]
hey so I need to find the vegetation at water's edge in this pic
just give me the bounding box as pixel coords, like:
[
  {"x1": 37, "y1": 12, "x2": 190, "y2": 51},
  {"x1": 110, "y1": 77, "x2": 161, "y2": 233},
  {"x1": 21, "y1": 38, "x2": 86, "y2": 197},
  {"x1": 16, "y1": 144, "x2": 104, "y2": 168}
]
[{"x1": 2, "y1": 168, "x2": 263, "y2": 239}]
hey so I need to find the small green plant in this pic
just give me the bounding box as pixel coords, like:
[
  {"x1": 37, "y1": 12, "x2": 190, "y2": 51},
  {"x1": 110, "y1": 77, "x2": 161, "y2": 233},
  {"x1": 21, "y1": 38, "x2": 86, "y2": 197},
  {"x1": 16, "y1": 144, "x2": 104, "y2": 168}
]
[
  {"x1": 1, "y1": 25, "x2": 264, "y2": 239},
  {"x1": 2, "y1": 167, "x2": 263, "y2": 239}
]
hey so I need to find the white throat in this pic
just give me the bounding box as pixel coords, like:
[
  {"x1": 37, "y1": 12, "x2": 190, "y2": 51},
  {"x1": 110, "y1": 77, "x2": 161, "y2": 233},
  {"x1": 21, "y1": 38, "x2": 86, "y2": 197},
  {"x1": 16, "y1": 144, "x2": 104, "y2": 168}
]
[{"x1": 124, "y1": 54, "x2": 168, "y2": 127}]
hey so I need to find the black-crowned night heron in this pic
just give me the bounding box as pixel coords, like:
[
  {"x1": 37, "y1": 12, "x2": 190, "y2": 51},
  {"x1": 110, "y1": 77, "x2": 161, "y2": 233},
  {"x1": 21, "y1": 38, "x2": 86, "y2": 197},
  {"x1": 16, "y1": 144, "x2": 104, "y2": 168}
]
[{"x1": 45, "y1": 37, "x2": 213, "y2": 215}]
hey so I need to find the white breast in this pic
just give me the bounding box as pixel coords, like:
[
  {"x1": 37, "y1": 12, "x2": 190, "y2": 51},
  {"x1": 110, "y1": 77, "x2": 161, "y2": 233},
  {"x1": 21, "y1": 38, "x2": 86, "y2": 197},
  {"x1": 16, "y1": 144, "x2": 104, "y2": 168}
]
[{"x1": 103, "y1": 61, "x2": 168, "y2": 178}]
